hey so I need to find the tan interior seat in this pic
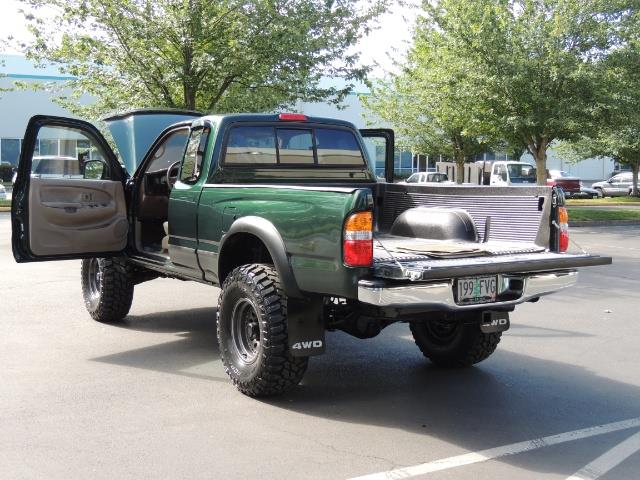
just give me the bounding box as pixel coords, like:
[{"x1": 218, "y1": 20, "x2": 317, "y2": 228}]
[{"x1": 161, "y1": 221, "x2": 169, "y2": 251}]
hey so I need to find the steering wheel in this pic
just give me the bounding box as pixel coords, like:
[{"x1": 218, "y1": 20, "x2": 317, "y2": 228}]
[{"x1": 166, "y1": 161, "x2": 182, "y2": 190}]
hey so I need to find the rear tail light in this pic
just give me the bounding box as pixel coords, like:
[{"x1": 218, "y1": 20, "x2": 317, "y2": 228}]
[
  {"x1": 344, "y1": 211, "x2": 373, "y2": 267},
  {"x1": 278, "y1": 113, "x2": 307, "y2": 121},
  {"x1": 558, "y1": 206, "x2": 569, "y2": 252}
]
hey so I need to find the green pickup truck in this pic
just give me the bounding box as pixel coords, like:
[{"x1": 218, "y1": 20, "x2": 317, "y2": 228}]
[{"x1": 11, "y1": 110, "x2": 611, "y2": 397}]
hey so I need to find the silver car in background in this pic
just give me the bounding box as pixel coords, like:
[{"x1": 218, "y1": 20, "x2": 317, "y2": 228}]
[{"x1": 591, "y1": 172, "x2": 639, "y2": 197}]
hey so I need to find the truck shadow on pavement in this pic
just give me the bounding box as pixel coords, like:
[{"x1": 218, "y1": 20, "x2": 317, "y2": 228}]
[
  {"x1": 92, "y1": 307, "x2": 226, "y2": 382},
  {"x1": 90, "y1": 307, "x2": 640, "y2": 476},
  {"x1": 266, "y1": 324, "x2": 640, "y2": 476}
]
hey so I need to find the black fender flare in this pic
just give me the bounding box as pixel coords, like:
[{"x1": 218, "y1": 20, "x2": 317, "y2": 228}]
[{"x1": 218, "y1": 216, "x2": 303, "y2": 299}]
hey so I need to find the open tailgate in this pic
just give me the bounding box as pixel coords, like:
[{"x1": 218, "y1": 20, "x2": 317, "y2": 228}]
[{"x1": 372, "y1": 236, "x2": 612, "y2": 282}]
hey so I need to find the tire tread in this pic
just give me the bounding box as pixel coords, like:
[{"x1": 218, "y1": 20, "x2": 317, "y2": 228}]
[
  {"x1": 217, "y1": 264, "x2": 307, "y2": 397},
  {"x1": 81, "y1": 257, "x2": 134, "y2": 323},
  {"x1": 410, "y1": 321, "x2": 501, "y2": 367}
]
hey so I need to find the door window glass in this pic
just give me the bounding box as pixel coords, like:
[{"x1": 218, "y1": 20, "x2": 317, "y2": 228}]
[
  {"x1": 361, "y1": 136, "x2": 386, "y2": 178},
  {"x1": 180, "y1": 127, "x2": 210, "y2": 183},
  {"x1": 76, "y1": 139, "x2": 104, "y2": 161},
  {"x1": 32, "y1": 126, "x2": 110, "y2": 179},
  {"x1": 38, "y1": 139, "x2": 59, "y2": 156},
  {"x1": 225, "y1": 126, "x2": 277, "y2": 164}
]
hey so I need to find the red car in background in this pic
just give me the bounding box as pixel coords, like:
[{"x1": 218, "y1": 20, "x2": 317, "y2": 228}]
[{"x1": 547, "y1": 169, "x2": 581, "y2": 197}]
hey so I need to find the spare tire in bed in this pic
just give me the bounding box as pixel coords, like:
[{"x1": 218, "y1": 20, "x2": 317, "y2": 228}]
[{"x1": 390, "y1": 207, "x2": 478, "y2": 242}]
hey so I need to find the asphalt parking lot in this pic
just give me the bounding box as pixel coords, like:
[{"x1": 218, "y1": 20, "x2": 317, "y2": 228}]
[{"x1": 1, "y1": 212, "x2": 639, "y2": 480}]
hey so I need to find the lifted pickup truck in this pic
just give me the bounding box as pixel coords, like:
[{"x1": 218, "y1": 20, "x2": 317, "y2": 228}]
[{"x1": 12, "y1": 111, "x2": 611, "y2": 397}]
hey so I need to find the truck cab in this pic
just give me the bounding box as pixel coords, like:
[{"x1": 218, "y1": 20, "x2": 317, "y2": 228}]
[{"x1": 489, "y1": 161, "x2": 537, "y2": 186}]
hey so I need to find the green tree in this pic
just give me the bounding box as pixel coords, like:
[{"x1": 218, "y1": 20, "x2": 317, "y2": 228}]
[
  {"x1": 367, "y1": 0, "x2": 624, "y2": 185},
  {"x1": 17, "y1": 0, "x2": 386, "y2": 117},
  {"x1": 562, "y1": 8, "x2": 640, "y2": 195},
  {"x1": 363, "y1": 15, "x2": 490, "y2": 184}
]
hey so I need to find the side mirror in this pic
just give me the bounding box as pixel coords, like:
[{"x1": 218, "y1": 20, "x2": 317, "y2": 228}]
[
  {"x1": 501, "y1": 172, "x2": 508, "y2": 182},
  {"x1": 83, "y1": 160, "x2": 106, "y2": 179}
]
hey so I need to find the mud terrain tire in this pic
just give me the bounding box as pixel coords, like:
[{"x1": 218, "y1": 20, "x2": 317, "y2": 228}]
[
  {"x1": 217, "y1": 264, "x2": 308, "y2": 397},
  {"x1": 81, "y1": 257, "x2": 134, "y2": 323},
  {"x1": 410, "y1": 318, "x2": 501, "y2": 367}
]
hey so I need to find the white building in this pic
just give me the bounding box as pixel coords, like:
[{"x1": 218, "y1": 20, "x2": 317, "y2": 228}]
[
  {"x1": 0, "y1": 54, "x2": 615, "y2": 183},
  {"x1": 0, "y1": 55, "x2": 78, "y2": 165}
]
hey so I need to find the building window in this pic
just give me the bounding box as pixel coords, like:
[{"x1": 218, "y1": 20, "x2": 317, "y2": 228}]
[
  {"x1": 1, "y1": 138, "x2": 21, "y2": 165},
  {"x1": 400, "y1": 151, "x2": 412, "y2": 169}
]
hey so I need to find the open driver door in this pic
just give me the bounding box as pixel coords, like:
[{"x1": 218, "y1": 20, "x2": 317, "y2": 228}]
[{"x1": 12, "y1": 115, "x2": 129, "y2": 262}]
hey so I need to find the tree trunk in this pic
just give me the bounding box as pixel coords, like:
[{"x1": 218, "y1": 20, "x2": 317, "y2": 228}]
[
  {"x1": 532, "y1": 148, "x2": 548, "y2": 186},
  {"x1": 526, "y1": 138, "x2": 549, "y2": 186},
  {"x1": 632, "y1": 161, "x2": 639, "y2": 197},
  {"x1": 455, "y1": 152, "x2": 465, "y2": 184},
  {"x1": 184, "y1": 88, "x2": 196, "y2": 111}
]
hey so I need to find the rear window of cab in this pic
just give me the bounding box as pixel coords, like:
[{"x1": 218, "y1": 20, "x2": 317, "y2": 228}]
[{"x1": 223, "y1": 125, "x2": 366, "y2": 167}]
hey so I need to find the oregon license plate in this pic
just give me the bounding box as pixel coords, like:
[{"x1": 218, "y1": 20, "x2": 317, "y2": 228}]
[{"x1": 456, "y1": 276, "x2": 498, "y2": 304}]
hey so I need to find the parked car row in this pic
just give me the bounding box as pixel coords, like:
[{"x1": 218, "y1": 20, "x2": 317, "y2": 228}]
[{"x1": 401, "y1": 167, "x2": 638, "y2": 198}]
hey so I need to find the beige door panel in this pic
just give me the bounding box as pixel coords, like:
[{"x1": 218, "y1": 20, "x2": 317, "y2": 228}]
[{"x1": 29, "y1": 177, "x2": 128, "y2": 256}]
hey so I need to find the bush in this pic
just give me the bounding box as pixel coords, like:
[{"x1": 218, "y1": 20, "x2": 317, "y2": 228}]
[{"x1": 0, "y1": 163, "x2": 15, "y2": 182}]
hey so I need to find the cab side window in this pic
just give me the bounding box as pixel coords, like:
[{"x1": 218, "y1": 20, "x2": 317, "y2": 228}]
[
  {"x1": 147, "y1": 129, "x2": 189, "y2": 173},
  {"x1": 497, "y1": 164, "x2": 507, "y2": 180},
  {"x1": 180, "y1": 127, "x2": 210, "y2": 184}
]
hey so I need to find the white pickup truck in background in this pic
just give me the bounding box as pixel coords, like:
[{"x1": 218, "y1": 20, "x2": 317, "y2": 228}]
[{"x1": 437, "y1": 160, "x2": 537, "y2": 186}]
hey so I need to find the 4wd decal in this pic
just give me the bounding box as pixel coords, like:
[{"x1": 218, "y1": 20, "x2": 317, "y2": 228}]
[
  {"x1": 480, "y1": 312, "x2": 510, "y2": 333},
  {"x1": 291, "y1": 340, "x2": 323, "y2": 350}
]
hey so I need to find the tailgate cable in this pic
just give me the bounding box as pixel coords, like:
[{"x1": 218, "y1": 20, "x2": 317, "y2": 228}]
[
  {"x1": 552, "y1": 220, "x2": 587, "y2": 254},
  {"x1": 373, "y1": 235, "x2": 425, "y2": 281}
]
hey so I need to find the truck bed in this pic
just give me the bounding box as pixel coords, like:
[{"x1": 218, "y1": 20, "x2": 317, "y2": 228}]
[
  {"x1": 377, "y1": 183, "x2": 551, "y2": 243},
  {"x1": 371, "y1": 182, "x2": 611, "y2": 282}
]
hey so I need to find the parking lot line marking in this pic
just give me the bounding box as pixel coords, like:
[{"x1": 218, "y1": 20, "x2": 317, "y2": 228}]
[
  {"x1": 347, "y1": 417, "x2": 640, "y2": 480},
  {"x1": 565, "y1": 429, "x2": 640, "y2": 480}
]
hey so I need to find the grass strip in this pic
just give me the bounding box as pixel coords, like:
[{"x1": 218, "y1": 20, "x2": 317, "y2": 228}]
[
  {"x1": 567, "y1": 196, "x2": 640, "y2": 206},
  {"x1": 568, "y1": 208, "x2": 640, "y2": 222}
]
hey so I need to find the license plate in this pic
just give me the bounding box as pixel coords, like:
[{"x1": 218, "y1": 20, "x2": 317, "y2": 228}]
[{"x1": 456, "y1": 276, "x2": 498, "y2": 304}]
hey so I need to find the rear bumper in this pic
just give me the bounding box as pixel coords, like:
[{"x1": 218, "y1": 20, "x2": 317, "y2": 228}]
[{"x1": 357, "y1": 270, "x2": 578, "y2": 310}]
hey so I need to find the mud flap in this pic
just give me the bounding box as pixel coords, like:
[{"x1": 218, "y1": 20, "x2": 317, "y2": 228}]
[
  {"x1": 480, "y1": 311, "x2": 510, "y2": 333},
  {"x1": 287, "y1": 298, "x2": 326, "y2": 357}
]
